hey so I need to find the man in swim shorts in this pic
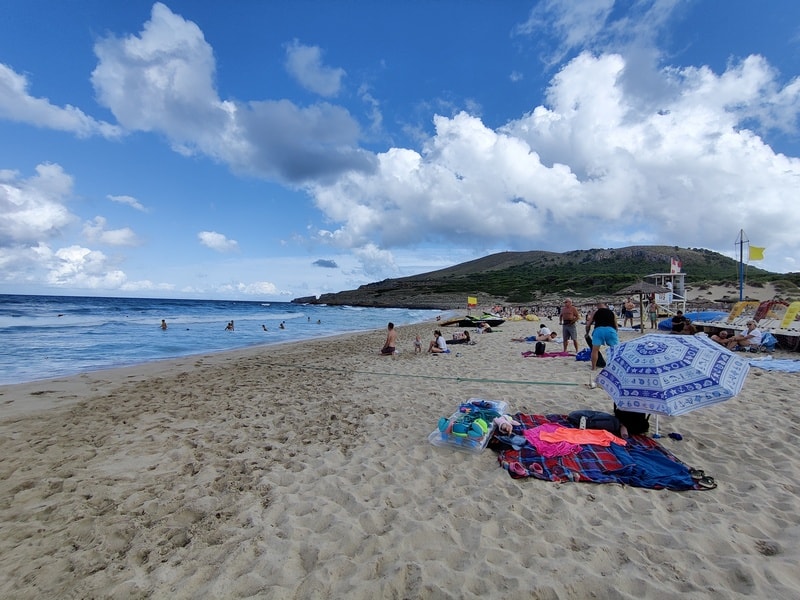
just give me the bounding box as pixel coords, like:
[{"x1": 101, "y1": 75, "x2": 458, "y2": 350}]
[
  {"x1": 559, "y1": 298, "x2": 580, "y2": 354},
  {"x1": 380, "y1": 322, "x2": 397, "y2": 355}
]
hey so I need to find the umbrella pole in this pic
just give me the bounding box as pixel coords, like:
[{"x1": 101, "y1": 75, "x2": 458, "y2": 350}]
[
  {"x1": 653, "y1": 415, "x2": 661, "y2": 438},
  {"x1": 639, "y1": 293, "x2": 644, "y2": 332}
]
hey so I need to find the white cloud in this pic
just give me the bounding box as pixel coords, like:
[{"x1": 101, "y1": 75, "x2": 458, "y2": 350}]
[
  {"x1": 284, "y1": 40, "x2": 346, "y2": 97},
  {"x1": 83, "y1": 216, "x2": 140, "y2": 246},
  {"x1": 0, "y1": 63, "x2": 122, "y2": 138},
  {"x1": 0, "y1": 163, "x2": 75, "y2": 245},
  {"x1": 31, "y1": 243, "x2": 128, "y2": 289},
  {"x1": 0, "y1": 165, "x2": 139, "y2": 290},
  {"x1": 108, "y1": 194, "x2": 147, "y2": 211},
  {"x1": 515, "y1": 0, "x2": 615, "y2": 66},
  {"x1": 353, "y1": 243, "x2": 398, "y2": 278},
  {"x1": 218, "y1": 281, "x2": 286, "y2": 296},
  {"x1": 308, "y1": 50, "x2": 800, "y2": 272},
  {"x1": 198, "y1": 230, "x2": 239, "y2": 252},
  {"x1": 89, "y1": 3, "x2": 370, "y2": 184}
]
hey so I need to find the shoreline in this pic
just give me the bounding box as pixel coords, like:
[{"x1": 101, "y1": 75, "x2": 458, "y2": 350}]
[
  {"x1": 2, "y1": 319, "x2": 800, "y2": 598},
  {"x1": 0, "y1": 328, "x2": 388, "y2": 419}
]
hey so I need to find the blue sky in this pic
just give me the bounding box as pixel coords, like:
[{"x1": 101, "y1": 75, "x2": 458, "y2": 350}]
[{"x1": 1, "y1": 1, "x2": 799, "y2": 301}]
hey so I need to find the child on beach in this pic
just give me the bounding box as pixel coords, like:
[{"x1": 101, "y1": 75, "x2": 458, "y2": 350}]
[{"x1": 414, "y1": 335, "x2": 422, "y2": 354}]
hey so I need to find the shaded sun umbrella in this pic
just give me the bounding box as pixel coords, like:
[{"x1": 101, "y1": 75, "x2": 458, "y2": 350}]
[
  {"x1": 615, "y1": 281, "x2": 671, "y2": 331},
  {"x1": 595, "y1": 333, "x2": 751, "y2": 436}
]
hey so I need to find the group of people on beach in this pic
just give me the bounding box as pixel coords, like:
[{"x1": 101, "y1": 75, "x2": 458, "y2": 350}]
[
  {"x1": 378, "y1": 296, "x2": 769, "y2": 359},
  {"x1": 158, "y1": 318, "x2": 321, "y2": 332},
  {"x1": 380, "y1": 323, "x2": 481, "y2": 356}
]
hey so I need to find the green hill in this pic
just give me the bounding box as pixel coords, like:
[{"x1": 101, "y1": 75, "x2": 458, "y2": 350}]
[{"x1": 293, "y1": 246, "x2": 800, "y2": 308}]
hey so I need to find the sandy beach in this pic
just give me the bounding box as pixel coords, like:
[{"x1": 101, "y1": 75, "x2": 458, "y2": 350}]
[{"x1": 2, "y1": 316, "x2": 800, "y2": 599}]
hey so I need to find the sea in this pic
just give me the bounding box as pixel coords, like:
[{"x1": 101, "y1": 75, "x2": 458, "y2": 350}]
[{"x1": 0, "y1": 294, "x2": 444, "y2": 386}]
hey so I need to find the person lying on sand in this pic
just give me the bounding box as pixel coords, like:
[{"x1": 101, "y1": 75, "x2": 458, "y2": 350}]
[{"x1": 449, "y1": 330, "x2": 471, "y2": 344}]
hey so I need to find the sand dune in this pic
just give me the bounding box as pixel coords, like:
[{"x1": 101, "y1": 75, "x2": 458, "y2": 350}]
[{"x1": 1, "y1": 318, "x2": 799, "y2": 599}]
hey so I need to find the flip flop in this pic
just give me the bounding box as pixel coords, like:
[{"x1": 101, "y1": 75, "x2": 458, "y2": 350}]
[
  {"x1": 696, "y1": 475, "x2": 717, "y2": 490},
  {"x1": 688, "y1": 468, "x2": 705, "y2": 480}
]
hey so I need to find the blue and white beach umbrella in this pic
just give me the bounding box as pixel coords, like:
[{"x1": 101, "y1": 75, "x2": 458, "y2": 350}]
[{"x1": 596, "y1": 333, "x2": 751, "y2": 434}]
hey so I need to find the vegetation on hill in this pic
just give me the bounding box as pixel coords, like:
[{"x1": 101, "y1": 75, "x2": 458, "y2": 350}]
[{"x1": 293, "y1": 246, "x2": 800, "y2": 308}]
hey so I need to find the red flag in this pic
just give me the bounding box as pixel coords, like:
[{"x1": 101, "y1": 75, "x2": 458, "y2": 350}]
[{"x1": 670, "y1": 257, "x2": 682, "y2": 274}]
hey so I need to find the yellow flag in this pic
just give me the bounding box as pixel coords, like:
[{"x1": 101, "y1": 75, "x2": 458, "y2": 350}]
[
  {"x1": 467, "y1": 296, "x2": 478, "y2": 307},
  {"x1": 749, "y1": 246, "x2": 765, "y2": 261}
]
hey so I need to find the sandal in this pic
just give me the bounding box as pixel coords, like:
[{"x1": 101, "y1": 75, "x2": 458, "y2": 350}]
[
  {"x1": 696, "y1": 475, "x2": 717, "y2": 490},
  {"x1": 509, "y1": 461, "x2": 528, "y2": 477},
  {"x1": 688, "y1": 468, "x2": 705, "y2": 480}
]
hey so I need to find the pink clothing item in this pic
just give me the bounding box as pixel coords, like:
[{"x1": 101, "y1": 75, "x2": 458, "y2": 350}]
[
  {"x1": 524, "y1": 423, "x2": 582, "y2": 458},
  {"x1": 539, "y1": 427, "x2": 627, "y2": 447}
]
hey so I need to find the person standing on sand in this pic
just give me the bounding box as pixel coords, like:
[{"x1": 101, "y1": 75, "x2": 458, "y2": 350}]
[
  {"x1": 380, "y1": 322, "x2": 397, "y2": 355},
  {"x1": 647, "y1": 300, "x2": 658, "y2": 329},
  {"x1": 586, "y1": 302, "x2": 618, "y2": 370},
  {"x1": 623, "y1": 297, "x2": 635, "y2": 328},
  {"x1": 559, "y1": 298, "x2": 580, "y2": 354},
  {"x1": 414, "y1": 334, "x2": 422, "y2": 354}
]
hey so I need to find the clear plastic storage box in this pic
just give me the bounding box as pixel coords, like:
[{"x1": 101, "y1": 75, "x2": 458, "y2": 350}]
[{"x1": 428, "y1": 398, "x2": 509, "y2": 453}]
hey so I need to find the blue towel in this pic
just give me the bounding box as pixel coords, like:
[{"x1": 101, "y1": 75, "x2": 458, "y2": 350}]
[
  {"x1": 606, "y1": 442, "x2": 695, "y2": 490},
  {"x1": 749, "y1": 358, "x2": 800, "y2": 372}
]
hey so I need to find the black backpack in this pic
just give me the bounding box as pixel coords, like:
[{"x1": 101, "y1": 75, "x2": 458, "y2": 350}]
[{"x1": 534, "y1": 341, "x2": 546, "y2": 356}]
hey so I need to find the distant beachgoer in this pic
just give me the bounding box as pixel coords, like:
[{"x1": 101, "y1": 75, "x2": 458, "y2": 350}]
[
  {"x1": 647, "y1": 301, "x2": 658, "y2": 329},
  {"x1": 317, "y1": 319, "x2": 321, "y2": 324},
  {"x1": 671, "y1": 311, "x2": 687, "y2": 334},
  {"x1": 478, "y1": 322, "x2": 492, "y2": 333},
  {"x1": 414, "y1": 335, "x2": 422, "y2": 354},
  {"x1": 559, "y1": 298, "x2": 580, "y2": 353},
  {"x1": 449, "y1": 330, "x2": 472, "y2": 344},
  {"x1": 727, "y1": 320, "x2": 762, "y2": 351},
  {"x1": 537, "y1": 331, "x2": 558, "y2": 342},
  {"x1": 262, "y1": 324, "x2": 268, "y2": 331},
  {"x1": 380, "y1": 322, "x2": 397, "y2": 355},
  {"x1": 160, "y1": 319, "x2": 167, "y2": 330},
  {"x1": 623, "y1": 297, "x2": 635, "y2": 328},
  {"x1": 710, "y1": 330, "x2": 729, "y2": 345},
  {"x1": 428, "y1": 330, "x2": 448, "y2": 353},
  {"x1": 280, "y1": 321, "x2": 286, "y2": 329},
  {"x1": 225, "y1": 320, "x2": 234, "y2": 331}
]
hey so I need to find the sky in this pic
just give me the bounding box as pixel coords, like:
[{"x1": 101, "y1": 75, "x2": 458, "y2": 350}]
[{"x1": 1, "y1": 1, "x2": 799, "y2": 301}]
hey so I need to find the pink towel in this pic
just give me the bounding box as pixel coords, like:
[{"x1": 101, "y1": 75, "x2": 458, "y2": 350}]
[{"x1": 524, "y1": 423, "x2": 581, "y2": 457}]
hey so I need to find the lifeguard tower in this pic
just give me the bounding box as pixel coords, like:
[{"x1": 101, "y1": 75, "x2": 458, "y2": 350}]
[{"x1": 645, "y1": 272, "x2": 686, "y2": 316}]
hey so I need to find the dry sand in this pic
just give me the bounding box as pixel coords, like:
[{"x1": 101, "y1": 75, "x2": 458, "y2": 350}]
[{"x1": 1, "y1": 318, "x2": 800, "y2": 599}]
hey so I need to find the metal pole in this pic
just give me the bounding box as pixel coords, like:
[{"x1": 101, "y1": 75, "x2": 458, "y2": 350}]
[{"x1": 738, "y1": 229, "x2": 745, "y2": 301}]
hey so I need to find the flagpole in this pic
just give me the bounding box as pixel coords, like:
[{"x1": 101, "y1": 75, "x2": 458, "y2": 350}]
[{"x1": 737, "y1": 229, "x2": 747, "y2": 301}]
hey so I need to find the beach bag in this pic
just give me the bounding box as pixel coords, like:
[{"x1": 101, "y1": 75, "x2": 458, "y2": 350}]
[
  {"x1": 575, "y1": 348, "x2": 591, "y2": 362},
  {"x1": 760, "y1": 332, "x2": 777, "y2": 352},
  {"x1": 534, "y1": 341, "x2": 546, "y2": 356},
  {"x1": 581, "y1": 334, "x2": 606, "y2": 367},
  {"x1": 567, "y1": 410, "x2": 620, "y2": 435}
]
